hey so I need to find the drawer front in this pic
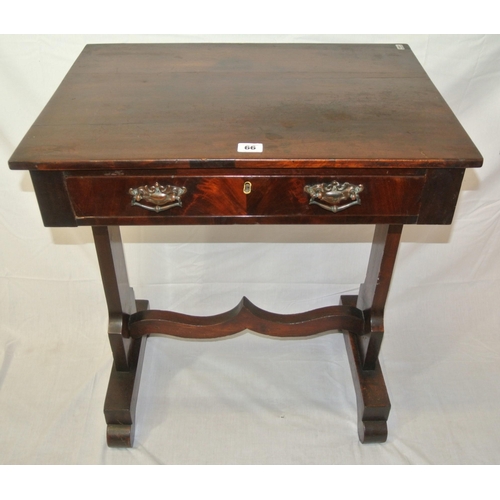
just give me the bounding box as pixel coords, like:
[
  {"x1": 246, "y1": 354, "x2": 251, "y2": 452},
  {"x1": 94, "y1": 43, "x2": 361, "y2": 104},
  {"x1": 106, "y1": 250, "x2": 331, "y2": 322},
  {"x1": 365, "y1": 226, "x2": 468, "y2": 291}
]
[{"x1": 65, "y1": 173, "x2": 426, "y2": 225}]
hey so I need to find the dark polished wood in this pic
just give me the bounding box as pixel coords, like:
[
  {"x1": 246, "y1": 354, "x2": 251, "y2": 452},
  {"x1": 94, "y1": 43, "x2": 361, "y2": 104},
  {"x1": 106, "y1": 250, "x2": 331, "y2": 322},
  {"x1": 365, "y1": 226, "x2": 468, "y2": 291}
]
[
  {"x1": 357, "y1": 225, "x2": 403, "y2": 371},
  {"x1": 92, "y1": 225, "x2": 150, "y2": 446},
  {"x1": 9, "y1": 43, "x2": 482, "y2": 447},
  {"x1": 64, "y1": 169, "x2": 427, "y2": 226},
  {"x1": 129, "y1": 297, "x2": 364, "y2": 339},
  {"x1": 92, "y1": 226, "x2": 138, "y2": 371},
  {"x1": 10, "y1": 44, "x2": 481, "y2": 171},
  {"x1": 104, "y1": 300, "x2": 148, "y2": 447},
  {"x1": 342, "y1": 295, "x2": 391, "y2": 443}
]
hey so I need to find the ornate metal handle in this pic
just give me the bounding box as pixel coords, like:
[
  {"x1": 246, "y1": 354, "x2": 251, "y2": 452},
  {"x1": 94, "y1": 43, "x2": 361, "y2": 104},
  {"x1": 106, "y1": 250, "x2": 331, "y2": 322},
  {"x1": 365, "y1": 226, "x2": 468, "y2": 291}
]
[
  {"x1": 129, "y1": 182, "x2": 187, "y2": 213},
  {"x1": 304, "y1": 181, "x2": 364, "y2": 213}
]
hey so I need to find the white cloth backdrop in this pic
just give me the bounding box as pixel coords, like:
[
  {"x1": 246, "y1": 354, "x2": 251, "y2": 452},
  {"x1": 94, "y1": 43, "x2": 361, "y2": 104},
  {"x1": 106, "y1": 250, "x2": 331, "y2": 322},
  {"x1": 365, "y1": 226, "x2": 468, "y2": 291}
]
[{"x1": 1, "y1": 34, "x2": 499, "y2": 464}]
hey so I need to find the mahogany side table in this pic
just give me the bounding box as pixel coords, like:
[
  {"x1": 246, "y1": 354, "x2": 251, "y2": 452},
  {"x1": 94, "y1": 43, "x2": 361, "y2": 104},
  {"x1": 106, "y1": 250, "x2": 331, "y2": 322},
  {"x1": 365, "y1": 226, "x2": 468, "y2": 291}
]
[{"x1": 9, "y1": 43, "x2": 482, "y2": 447}]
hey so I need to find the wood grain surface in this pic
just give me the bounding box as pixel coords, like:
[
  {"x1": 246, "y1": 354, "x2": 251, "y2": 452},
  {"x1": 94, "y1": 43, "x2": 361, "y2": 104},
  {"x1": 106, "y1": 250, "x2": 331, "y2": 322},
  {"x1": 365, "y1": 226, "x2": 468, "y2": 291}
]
[{"x1": 9, "y1": 44, "x2": 482, "y2": 170}]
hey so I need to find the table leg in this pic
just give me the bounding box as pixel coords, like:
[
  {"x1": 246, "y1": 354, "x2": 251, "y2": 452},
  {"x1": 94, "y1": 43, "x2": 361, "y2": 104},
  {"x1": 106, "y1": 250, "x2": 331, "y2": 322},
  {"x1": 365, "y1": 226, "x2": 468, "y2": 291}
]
[
  {"x1": 343, "y1": 224, "x2": 403, "y2": 443},
  {"x1": 92, "y1": 224, "x2": 402, "y2": 446},
  {"x1": 93, "y1": 226, "x2": 149, "y2": 447}
]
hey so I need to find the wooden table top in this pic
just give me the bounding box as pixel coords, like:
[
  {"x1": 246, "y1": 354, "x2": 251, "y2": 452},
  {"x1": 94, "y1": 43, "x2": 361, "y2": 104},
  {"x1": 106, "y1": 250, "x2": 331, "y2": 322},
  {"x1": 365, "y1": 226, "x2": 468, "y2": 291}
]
[{"x1": 9, "y1": 43, "x2": 482, "y2": 171}]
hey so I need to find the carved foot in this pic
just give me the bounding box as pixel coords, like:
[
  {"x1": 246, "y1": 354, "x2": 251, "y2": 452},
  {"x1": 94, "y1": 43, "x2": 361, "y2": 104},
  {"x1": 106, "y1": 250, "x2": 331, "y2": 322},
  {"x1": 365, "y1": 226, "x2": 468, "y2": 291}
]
[
  {"x1": 107, "y1": 424, "x2": 134, "y2": 447},
  {"x1": 358, "y1": 420, "x2": 388, "y2": 444},
  {"x1": 104, "y1": 299, "x2": 149, "y2": 448},
  {"x1": 341, "y1": 295, "x2": 390, "y2": 444}
]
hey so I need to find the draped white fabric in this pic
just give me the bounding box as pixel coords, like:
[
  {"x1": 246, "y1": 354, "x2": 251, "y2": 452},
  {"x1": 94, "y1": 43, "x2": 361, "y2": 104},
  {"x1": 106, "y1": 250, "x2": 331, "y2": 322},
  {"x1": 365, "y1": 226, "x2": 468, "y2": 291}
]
[{"x1": 1, "y1": 34, "x2": 499, "y2": 464}]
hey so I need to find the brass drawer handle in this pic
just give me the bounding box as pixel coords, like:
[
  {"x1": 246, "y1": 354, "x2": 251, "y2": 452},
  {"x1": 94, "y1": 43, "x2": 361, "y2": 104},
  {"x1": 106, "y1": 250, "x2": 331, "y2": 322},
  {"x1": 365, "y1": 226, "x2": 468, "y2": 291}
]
[
  {"x1": 129, "y1": 182, "x2": 187, "y2": 213},
  {"x1": 304, "y1": 181, "x2": 364, "y2": 213}
]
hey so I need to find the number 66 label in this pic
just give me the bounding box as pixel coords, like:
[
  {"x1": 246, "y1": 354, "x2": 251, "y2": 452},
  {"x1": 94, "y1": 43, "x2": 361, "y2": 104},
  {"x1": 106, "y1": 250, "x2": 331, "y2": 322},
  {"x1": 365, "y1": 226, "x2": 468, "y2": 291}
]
[{"x1": 237, "y1": 143, "x2": 263, "y2": 153}]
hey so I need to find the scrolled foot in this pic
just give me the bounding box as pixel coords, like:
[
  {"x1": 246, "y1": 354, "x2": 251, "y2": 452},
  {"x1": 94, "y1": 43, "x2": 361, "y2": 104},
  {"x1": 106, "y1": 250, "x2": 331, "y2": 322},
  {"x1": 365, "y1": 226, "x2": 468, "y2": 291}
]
[
  {"x1": 358, "y1": 419, "x2": 388, "y2": 444},
  {"x1": 107, "y1": 424, "x2": 134, "y2": 448},
  {"x1": 342, "y1": 295, "x2": 391, "y2": 444}
]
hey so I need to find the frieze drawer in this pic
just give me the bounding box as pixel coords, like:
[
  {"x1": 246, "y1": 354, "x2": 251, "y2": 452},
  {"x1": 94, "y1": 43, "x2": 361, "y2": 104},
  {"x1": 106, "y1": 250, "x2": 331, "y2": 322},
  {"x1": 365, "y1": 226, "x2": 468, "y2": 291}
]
[{"x1": 65, "y1": 172, "x2": 426, "y2": 225}]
